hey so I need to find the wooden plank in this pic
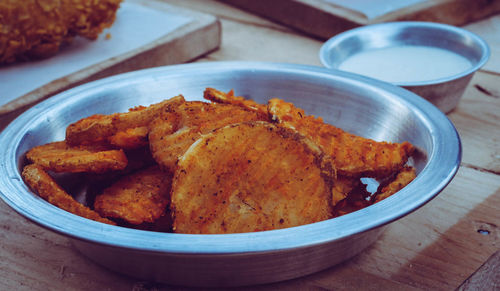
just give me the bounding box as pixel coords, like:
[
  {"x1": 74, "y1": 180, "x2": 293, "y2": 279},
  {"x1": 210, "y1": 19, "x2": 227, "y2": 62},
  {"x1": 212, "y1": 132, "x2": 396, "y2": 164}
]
[
  {"x1": 0, "y1": 199, "x2": 136, "y2": 290},
  {"x1": 458, "y1": 250, "x2": 500, "y2": 290},
  {"x1": 219, "y1": 0, "x2": 500, "y2": 39},
  {"x1": 450, "y1": 72, "x2": 500, "y2": 174},
  {"x1": 368, "y1": 168, "x2": 500, "y2": 290},
  {"x1": 465, "y1": 14, "x2": 500, "y2": 74},
  {"x1": 0, "y1": 0, "x2": 221, "y2": 117},
  {"x1": 167, "y1": 0, "x2": 289, "y2": 31},
  {"x1": 166, "y1": 0, "x2": 322, "y2": 65}
]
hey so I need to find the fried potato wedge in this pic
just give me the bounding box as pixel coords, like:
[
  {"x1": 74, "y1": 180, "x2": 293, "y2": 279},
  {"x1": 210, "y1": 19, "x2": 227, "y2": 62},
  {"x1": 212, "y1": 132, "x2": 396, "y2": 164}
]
[
  {"x1": 107, "y1": 126, "x2": 149, "y2": 149},
  {"x1": 268, "y1": 98, "x2": 414, "y2": 178},
  {"x1": 22, "y1": 164, "x2": 115, "y2": 225},
  {"x1": 374, "y1": 166, "x2": 416, "y2": 202},
  {"x1": 65, "y1": 95, "x2": 185, "y2": 147},
  {"x1": 149, "y1": 101, "x2": 266, "y2": 172},
  {"x1": 94, "y1": 166, "x2": 172, "y2": 225},
  {"x1": 203, "y1": 87, "x2": 268, "y2": 118},
  {"x1": 26, "y1": 141, "x2": 127, "y2": 173},
  {"x1": 171, "y1": 121, "x2": 333, "y2": 234}
]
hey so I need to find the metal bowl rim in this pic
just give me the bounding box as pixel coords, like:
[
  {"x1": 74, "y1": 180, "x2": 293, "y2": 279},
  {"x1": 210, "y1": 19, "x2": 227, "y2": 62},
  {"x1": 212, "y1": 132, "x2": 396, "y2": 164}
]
[
  {"x1": 0, "y1": 61, "x2": 461, "y2": 254},
  {"x1": 319, "y1": 21, "x2": 490, "y2": 86}
]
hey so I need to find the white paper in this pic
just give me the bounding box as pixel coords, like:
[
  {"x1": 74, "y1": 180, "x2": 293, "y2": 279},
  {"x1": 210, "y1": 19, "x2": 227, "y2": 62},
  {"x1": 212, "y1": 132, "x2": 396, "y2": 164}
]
[
  {"x1": 324, "y1": 0, "x2": 425, "y2": 20},
  {"x1": 0, "y1": 1, "x2": 192, "y2": 106}
]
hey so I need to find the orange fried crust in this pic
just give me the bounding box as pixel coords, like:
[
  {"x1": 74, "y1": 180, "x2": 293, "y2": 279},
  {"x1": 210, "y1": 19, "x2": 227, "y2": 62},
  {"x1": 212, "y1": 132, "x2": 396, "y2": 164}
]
[
  {"x1": 171, "y1": 121, "x2": 333, "y2": 234},
  {"x1": 0, "y1": 0, "x2": 122, "y2": 64},
  {"x1": 26, "y1": 141, "x2": 127, "y2": 173},
  {"x1": 268, "y1": 98, "x2": 414, "y2": 178},
  {"x1": 22, "y1": 164, "x2": 115, "y2": 225},
  {"x1": 148, "y1": 101, "x2": 266, "y2": 172},
  {"x1": 94, "y1": 166, "x2": 172, "y2": 225},
  {"x1": 65, "y1": 95, "x2": 184, "y2": 147},
  {"x1": 108, "y1": 126, "x2": 149, "y2": 149},
  {"x1": 203, "y1": 87, "x2": 268, "y2": 118}
]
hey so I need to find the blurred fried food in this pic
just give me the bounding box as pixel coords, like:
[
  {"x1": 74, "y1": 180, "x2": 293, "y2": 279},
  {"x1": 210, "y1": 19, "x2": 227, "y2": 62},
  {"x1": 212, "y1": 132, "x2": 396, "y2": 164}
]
[
  {"x1": 148, "y1": 101, "x2": 266, "y2": 172},
  {"x1": 0, "y1": 0, "x2": 122, "y2": 64},
  {"x1": 268, "y1": 98, "x2": 414, "y2": 178},
  {"x1": 171, "y1": 122, "x2": 333, "y2": 234},
  {"x1": 22, "y1": 164, "x2": 115, "y2": 225},
  {"x1": 94, "y1": 166, "x2": 172, "y2": 225},
  {"x1": 26, "y1": 141, "x2": 127, "y2": 173}
]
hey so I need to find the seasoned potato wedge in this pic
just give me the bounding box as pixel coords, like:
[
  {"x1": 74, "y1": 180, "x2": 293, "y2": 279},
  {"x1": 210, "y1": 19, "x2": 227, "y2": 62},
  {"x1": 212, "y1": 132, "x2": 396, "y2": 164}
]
[
  {"x1": 26, "y1": 141, "x2": 127, "y2": 173},
  {"x1": 203, "y1": 87, "x2": 268, "y2": 118},
  {"x1": 94, "y1": 166, "x2": 172, "y2": 225},
  {"x1": 149, "y1": 101, "x2": 265, "y2": 172},
  {"x1": 21, "y1": 88, "x2": 417, "y2": 231},
  {"x1": 268, "y1": 98, "x2": 414, "y2": 178},
  {"x1": 66, "y1": 95, "x2": 185, "y2": 147},
  {"x1": 22, "y1": 164, "x2": 115, "y2": 225},
  {"x1": 108, "y1": 126, "x2": 149, "y2": 149},
  {"x1": 171, "y1": 121, "x2": 333, "y2": 234}
]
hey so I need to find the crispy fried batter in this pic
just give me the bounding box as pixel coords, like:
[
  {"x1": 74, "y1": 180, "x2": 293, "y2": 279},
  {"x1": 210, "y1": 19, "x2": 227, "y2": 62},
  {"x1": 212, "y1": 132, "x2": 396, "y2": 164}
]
[
  {"x1": 66, "y1": 95, "x2": 184, "y2": 147},
  {"x1": 26, "y1": 141, "x2": 127, "y2": 173},
  {"x1": 148, "y1": 101, "x2": 265, "y2": 172},
  {"x1": 94, "y1": 166, "x2": 172, "y2": 225},
  {"x1": 374, "y1": 166, "x2": 416, "y2": 202},
  {"x1": 108, "y1": 126, "x2": 149, "y2": 149},
  {"x1": 203, "y1": 87, "x2": 268, "y2": 118},
  {"x1": 84, "y1": 146, "x2": 157, "y2": 187},
  {"x1": 0, "y1": 0, "x2": 122, "y2": 64},
  {"x1": 268, "y1": 98, "x2": 414, "y2": 178},
  {"x1": 22, "y1": 164, "x2": 115, "y2": 225},
  {"x1": 171, "y1": 121, "x2": 333, "y2": 234}
]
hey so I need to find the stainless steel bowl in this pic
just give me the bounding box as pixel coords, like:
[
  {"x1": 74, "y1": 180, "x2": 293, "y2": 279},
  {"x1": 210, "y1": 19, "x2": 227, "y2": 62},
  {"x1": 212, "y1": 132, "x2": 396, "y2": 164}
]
[
  {"x1": 0, "y1": 62, "x2": 461, "y2": 287},
  {"x1": 319, "y1": 21, "x2": 490, "y2": 113}
]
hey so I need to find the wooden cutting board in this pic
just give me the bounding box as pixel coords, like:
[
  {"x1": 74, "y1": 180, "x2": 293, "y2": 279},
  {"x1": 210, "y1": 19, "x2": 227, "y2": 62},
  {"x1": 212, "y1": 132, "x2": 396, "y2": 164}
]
[
  {"x1": 0, "y1": 0, "x2": 220, "y2": 123},
  {"x1": 219, "y1": 0, "x2": 500, "y2": 39}
]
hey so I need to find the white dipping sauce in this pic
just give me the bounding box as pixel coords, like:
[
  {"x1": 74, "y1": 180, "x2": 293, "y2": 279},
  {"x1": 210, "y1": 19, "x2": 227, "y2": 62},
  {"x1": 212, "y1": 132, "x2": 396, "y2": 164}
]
[{"x1": 338, "y1": 45, "x2": 472, "y2": 83}]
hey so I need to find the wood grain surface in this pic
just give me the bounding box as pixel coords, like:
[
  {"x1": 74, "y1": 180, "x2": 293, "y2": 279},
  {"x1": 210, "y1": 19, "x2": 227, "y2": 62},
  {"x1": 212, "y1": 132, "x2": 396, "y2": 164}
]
[
  {"x1": 0, "y1": 0, "x2": 499, "y2": 290},
  {"x1": 219, "y1": 0, "x2": 500, "y2": 39},
  {"x1": 458, "y1": 250, "x2": 500, "y2": 290}
]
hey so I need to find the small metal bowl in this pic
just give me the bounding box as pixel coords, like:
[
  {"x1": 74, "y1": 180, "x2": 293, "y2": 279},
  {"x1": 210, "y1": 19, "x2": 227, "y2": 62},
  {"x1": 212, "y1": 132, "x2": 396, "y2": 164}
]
[
  {"x1": 319, "y1": 21, "x2": 490, "y2": 113},
  {"x1": 0, "y1": 62, "x2": 461, "y2": 287}
]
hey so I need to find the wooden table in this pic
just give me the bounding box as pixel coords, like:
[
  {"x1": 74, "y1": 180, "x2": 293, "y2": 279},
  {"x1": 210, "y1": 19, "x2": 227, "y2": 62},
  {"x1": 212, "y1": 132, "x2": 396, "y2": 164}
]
[{"x1": 1, "y1": 1, "x2": 499, "y2": 290}]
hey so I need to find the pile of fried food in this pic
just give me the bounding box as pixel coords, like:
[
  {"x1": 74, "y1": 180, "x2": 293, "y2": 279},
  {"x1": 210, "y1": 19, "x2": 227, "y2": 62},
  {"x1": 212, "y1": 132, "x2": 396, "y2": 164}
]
[
  {"x1": 21, "y1": 88, "x2": 416, "y2": 234},
  {"x1": 0, "y1": 0, "x2": 122, "y2": 64}
]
